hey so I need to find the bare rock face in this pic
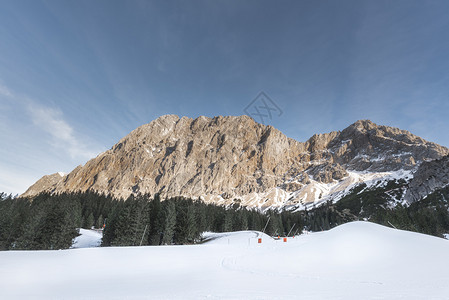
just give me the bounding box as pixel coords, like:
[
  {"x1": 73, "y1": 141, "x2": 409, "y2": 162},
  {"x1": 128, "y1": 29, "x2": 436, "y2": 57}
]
[
  {"x1": 405, "y1": 155, "x2": 449, "y2": 203},
  {"x1": 22, "y1": 173, "x2": 65, "y2": 196},
  {"x1": 21, "y1": 116, "x2": 449, "y2": 207},
  {"x1": 328, "y1": 120, "x2": 444, "y2": 171},
  {"x1": 307, "y1": 162, "x2": 348, "y2": 183},
  {"x1": 28, "y1": 115, "x2": 306, "y2": 200}
]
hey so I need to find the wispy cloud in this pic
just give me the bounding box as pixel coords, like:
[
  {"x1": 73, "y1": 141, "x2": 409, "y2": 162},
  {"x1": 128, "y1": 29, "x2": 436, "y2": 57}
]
[
  {"x1": 26, "y1": 103, "x2": 97, "y2": 160},
  {"x1": 0, "y1": 82, "x2": 101, "y2": 194},
  {"x1": 1, "y1": 82, "x2": 98, "y2": 161}
]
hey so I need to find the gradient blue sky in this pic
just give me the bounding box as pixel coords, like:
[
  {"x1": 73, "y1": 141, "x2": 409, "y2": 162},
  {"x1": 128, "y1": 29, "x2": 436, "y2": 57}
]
[{"x1": 2, "y1": 0, "x2": 449, "y2": 195}]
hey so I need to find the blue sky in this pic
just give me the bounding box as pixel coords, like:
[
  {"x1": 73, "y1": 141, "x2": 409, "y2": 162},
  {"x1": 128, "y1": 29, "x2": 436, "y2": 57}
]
[{"x1": 1, "y1": 0, "x2": 449, "y2": 195}]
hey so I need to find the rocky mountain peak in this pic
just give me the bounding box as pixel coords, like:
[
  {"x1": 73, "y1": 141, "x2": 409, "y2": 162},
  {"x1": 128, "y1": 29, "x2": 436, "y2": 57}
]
[
  {"x1": 350, "y1": 119, "x2": 376, "y2": 131},
  {"x1": 331, "y1": 120, "x2": 447, "y2": 172},
  {"x1": 341, "y1": 120, "x2": 426, "y2": 145}
]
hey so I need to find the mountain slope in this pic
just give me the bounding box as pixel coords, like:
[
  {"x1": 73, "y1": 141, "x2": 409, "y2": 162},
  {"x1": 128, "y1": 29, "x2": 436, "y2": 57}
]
[
  {"x1": 23, "y1": 172, "x2": 65, "y2": 196},
  {"x1": 405, "y1": 154, "x2": 449, "y2": 202},
  {"x1": 22, "y1": 115, "x2": 448, "y2": 208}
]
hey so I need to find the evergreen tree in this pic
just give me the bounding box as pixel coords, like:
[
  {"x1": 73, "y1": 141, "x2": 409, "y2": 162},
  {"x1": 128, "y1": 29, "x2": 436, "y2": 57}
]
[
  {"x1": 196, "y1": 203, "x2": 208, "y2": 232},
  {"x1": 186, "y1": 204, "x2": 198, "y2": 243},
  {"x1": 85, "y1": 213, "x2": 94, "y2": 229},
  {"x1": 96, "y1": 214, "x2": 104, "y2": 229},
  {"x1": 130, "y1": 196, "x2": 150, "y2": 246},
  {"x1": 148, "y1": 194, "x2": 163, "y2": 245},
  {"x1": 239, "y1": 210, "x2": 249, "y2": 231},
  {"x1": 174, "y1": 198, "x2": 189, "y2": 244},
  {"x1": 101, "y1": 202, "x2": 121, "y2": 246},
  {"x1": 162, "y1": 200, "x2": 176, "y2": 245},
  {"x1": 224, "y1": 209, "x2": 234, "y2": 232},
  {"x1": 112, "y1": 200, "x2": 135, "y2": 246}
]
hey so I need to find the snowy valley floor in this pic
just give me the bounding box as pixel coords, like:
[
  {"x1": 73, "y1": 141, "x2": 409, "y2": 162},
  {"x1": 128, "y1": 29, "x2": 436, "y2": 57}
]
[{"x1": 1, "y1": 222, "x2": 449, "y2": 299}]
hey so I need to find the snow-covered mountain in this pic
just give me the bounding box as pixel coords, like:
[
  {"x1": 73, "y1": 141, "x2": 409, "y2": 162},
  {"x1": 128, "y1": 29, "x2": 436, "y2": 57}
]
[
  {"x1": 22, "y1": 115, "x2": 448, "y2": 209},
  {"x1": 1, "y1": 222, "x2": 449, "y2": 299}
]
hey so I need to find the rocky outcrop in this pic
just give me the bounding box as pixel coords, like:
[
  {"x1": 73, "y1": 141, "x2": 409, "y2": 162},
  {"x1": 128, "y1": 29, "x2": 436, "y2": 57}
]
[
  {"x1": 22, "y1": 172, "x2": 65, "y2": 196},
  {"x1": 327, "y1": 120, "x2": 444, "y2": 171},
  {"x1": 21, "y1": 116, "x2": 449, "y2": 207},
  {"x1": 405, "y1": 155, "x2": 449, "y2": 203}
]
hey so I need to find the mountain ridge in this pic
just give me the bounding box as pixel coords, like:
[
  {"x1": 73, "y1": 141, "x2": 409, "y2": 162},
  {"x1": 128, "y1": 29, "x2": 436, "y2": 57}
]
[{"x1": 22, "y1": 115, "x2": 449, "y2": 208}]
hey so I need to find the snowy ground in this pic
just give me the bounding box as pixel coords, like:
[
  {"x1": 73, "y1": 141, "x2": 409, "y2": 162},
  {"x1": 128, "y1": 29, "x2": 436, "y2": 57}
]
[
  {"x1": 1, "y1": 221, "x2": 449, "y2": 299},
  {"x1": 71, "y1": 229, "x2": 103, "y2": 248}
]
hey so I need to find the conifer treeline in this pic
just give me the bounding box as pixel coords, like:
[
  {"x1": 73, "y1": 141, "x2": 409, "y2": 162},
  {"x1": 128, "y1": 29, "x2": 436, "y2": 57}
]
[
  {"x1": 0, "y1": 191, "x2": 347, "y2": 250},
  {"x1": 0, "y1": 192, "x2": 116, "y2": 250},
  {"x1": 2, "y1": 182, "x2": 449, "y2": 250},
  {"x1": 101, "y1": 195, "x2": 351, "y2": 246}
]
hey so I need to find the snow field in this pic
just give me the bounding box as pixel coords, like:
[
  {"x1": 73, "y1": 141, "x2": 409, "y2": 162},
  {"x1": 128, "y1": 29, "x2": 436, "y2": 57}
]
[{"x1": 1, "y1": 222, "x2": 449, "y2": 299}]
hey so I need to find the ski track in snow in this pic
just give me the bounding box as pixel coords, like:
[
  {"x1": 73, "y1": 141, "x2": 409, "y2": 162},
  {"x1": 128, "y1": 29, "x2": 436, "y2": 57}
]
[
  {"x1": 1, "y1": 222, "x2": 449, "y2": 299},
  {"x1": 71, "y1": 228, "x2": 103, "y2": 248}
]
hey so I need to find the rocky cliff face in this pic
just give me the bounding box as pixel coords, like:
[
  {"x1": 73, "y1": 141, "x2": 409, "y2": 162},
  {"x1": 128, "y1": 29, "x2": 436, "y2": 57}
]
[
  {"x1": 22, "y1": 116, "x2": 449, "y2": 208},
  {"x1": 405, "y1": 155, "x2": 449, "y2": 203}
]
